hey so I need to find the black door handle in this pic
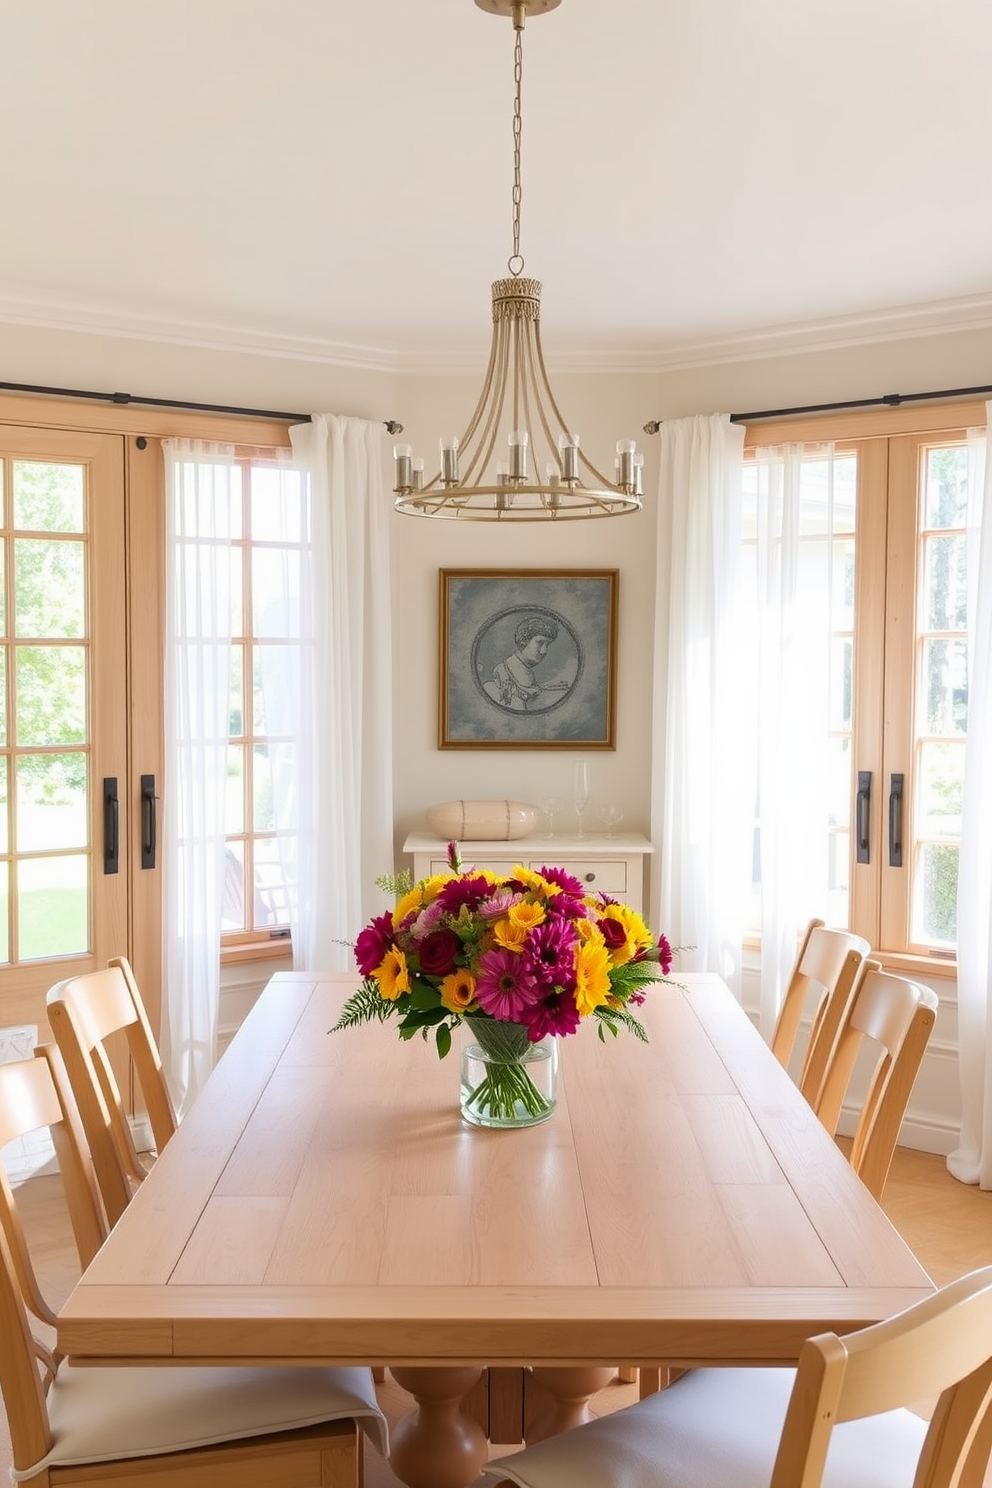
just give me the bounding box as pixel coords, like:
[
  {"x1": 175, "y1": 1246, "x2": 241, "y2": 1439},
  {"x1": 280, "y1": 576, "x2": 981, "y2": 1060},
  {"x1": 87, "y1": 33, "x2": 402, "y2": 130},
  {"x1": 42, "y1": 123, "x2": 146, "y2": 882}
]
[
  {"x1": 856, "y1": 770, "x2": 871, "y2": 864},
  {"x1": 140, "y1": 774, "x2": 157, "y2": 870},
  {"x1": 103, "y1": 777, "x2": 119, "y2": 875},
  {"x1": 888, "y1": 773, "x2": 904, "y2": 868}
]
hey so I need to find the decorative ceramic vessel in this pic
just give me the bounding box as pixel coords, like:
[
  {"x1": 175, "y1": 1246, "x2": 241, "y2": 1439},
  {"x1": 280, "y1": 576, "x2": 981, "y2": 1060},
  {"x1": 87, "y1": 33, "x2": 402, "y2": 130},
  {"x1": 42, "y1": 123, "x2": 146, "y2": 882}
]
[
  {"x1": 459, "y1": 1020, "x2": 558, "y2": 1129},
  {"x1": 426, "y1": 799, "x2": 539, "y2": 841}
]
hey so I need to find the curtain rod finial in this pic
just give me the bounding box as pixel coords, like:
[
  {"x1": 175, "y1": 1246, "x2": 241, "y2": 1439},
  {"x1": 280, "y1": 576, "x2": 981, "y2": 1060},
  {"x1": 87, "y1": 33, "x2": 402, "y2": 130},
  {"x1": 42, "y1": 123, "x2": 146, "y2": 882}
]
[{"x1": 384, "y1": 419, "x2": 404, "y2": 436}]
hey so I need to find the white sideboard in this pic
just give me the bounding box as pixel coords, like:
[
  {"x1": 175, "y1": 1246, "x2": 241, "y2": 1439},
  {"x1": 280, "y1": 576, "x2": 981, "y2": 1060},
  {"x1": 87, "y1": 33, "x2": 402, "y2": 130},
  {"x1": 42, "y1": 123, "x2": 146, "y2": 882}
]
[{"x1": 402, "y1": 831, "x2": 654, "y2": 914}]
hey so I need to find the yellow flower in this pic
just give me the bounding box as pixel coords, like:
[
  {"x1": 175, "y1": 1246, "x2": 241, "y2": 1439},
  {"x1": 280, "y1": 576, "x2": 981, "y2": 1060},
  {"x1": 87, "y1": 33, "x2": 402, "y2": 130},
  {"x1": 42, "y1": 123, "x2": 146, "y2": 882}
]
[
  {"x1": 598, "y1": 904, "x2": 653, "y2": 966},
  {"x1": 574, "y1": 937, "x2": 611, "y2": 1016},
  {"x1": 493, "y1": 917, "x2": 529, "y2": 953},
  {"x1": 511, "y1": 865, "x2": 562, "y2": 900},
  {"x1": 508, "y1": 900, "x2": 546, "y2": 931},
  {"x1": 393, "y1": 886, "x2": 424, "y2": 926},
  {"x1": 575, "y1": 917, "x2": 605, "y2": 945},
  {"x1": 440, "y1": 970, "x2": 476, "y2": 1012},
  {"x1": 373, "y1": 947, "x2": 411, "y2": 1001},
  {"x1": 421, "y1": 873, "x2": 453, "y2": 904}
]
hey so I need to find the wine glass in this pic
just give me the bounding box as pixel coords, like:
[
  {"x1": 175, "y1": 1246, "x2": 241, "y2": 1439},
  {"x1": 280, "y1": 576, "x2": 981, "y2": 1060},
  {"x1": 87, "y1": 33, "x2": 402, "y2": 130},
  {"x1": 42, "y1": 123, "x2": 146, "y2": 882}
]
[
  {"x1": 572, "y1": 759, "x2": 591, "y2": 839},
  {"x1": 541, "y1": 795, "x2": 566, "y2": 839},
  {"x1": 598, "y1": 804, "x2": 623, "y2": 838}
]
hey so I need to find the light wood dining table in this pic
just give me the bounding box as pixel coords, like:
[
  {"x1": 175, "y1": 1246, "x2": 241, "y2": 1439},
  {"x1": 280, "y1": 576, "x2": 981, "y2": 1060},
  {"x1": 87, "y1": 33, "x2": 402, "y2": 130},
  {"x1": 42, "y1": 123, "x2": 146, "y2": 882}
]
[{"x1": 58, "y1": 970, "x2": 934, "y2": 1488}]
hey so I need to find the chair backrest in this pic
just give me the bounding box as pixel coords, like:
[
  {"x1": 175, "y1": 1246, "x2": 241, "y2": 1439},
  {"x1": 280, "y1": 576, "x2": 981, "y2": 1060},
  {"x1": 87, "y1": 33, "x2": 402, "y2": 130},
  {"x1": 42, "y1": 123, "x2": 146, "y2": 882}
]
[
  {"x1": 811, "y1": 966, "x2": 939, "y2": 1201},
  {"x1": 770, "y1": 1265, "x2": 992, "y2": 1488},
  {"x1": 0, "y1": 1047, "x2": 109, "y2": 1475},
  {"x1": 770, "y1": 920, "x2": 871, "y2": 1085},
  {"x1": 46, "y1": 957, "x2": 177, "y2": 1226}
]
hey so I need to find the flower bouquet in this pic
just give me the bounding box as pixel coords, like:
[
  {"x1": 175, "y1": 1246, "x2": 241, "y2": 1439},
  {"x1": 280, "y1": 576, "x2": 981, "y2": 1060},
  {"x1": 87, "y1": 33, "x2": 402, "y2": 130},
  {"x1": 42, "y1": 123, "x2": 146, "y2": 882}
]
[{"x1": 332, "y1": 842, "x2": 676, "y2": 1127}]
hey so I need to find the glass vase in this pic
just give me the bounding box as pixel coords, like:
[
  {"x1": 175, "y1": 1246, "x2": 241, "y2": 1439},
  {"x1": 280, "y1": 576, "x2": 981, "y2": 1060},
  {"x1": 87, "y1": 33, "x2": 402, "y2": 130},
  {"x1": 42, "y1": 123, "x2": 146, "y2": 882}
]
[{"x1": 459, "y1": 1019, "x2": 558, "y2": 1129}]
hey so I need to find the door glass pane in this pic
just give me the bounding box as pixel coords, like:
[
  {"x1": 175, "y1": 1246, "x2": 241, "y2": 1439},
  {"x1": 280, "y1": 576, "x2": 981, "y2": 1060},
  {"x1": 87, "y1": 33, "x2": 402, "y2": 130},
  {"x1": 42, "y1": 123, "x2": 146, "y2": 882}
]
[
  {"x1": 225, "y1": 744, "x2": 244, "y2": 835},
  {"x1": 13, "y1": 461, "x2": 84, "y2": 532},
  {"x1": 14, "y1": 539, "x2": 85, "y2": 637},
  {"x1": 922, "y1": 447, "x2": 968, "y2": 529},
  {"x1": 222, "y1": 841, "x2": 246, "y2": 932},
  {"x1": 0, "y1": 757, "x2": 6, "y2": 852},
  {"x1": 253, "y1": 837, "x2": 290, "y2": 928},
  {"x1": 916, "y1": 740, "x2": 964, "y2": 840},
  {"x1": 15, "y1": 755, "x2": 88, "y2": 852},
  {"x1": 913, "y1": 843, "x2": 959, "y2": 948},
  {"x1": 17, "y1": 855, "x2": 88, "y2": 959},
  {"x1": 15, "y1": 648, "x2": 86, "y2": 745},
  {"x1": 923, "y1": 534, "x2": 967, "y2": 630},
  {"x1": 920, "y1": 638, "x2": 968, "y2": 735},
  {"x1": 253, "y1": 744, "x2": 275, "y2": 832}
]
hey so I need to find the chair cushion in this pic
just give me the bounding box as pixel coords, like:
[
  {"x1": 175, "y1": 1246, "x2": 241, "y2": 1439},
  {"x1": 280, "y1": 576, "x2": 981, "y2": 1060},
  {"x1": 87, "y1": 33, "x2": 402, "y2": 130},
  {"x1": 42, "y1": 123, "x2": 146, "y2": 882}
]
[
  {"x1": 13, "y1": 1361, "x2": 388, "y2": 1481},
  {"x1": 484, "y1": 1367, "x2": 928, "y2": 1488}
]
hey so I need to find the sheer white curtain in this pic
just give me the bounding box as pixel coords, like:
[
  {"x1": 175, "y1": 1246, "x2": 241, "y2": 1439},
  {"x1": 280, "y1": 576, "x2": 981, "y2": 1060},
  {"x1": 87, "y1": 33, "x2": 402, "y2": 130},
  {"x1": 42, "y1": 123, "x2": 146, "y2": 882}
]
[
  {"x1": 161, "y1": 440, "x2": 236, "y2": 1114},
  {"x1": 650, "y1": 414, "x2": 749, "y2": 998},
  {"x1": 288, "y1": 414, "x2": 394, "y2": 967},
  {"x1": 746, "y1": 443, "x2": 841, "y2": 1036},
  {"x1": 948, "y1": 413, "x2": 992, "y2": 1189}
]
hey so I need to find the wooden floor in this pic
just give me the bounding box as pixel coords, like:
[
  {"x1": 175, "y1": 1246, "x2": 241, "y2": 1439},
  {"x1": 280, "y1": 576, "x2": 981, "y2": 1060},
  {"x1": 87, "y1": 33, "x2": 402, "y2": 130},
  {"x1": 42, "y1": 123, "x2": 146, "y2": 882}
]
[{"x1": 5, "y1": 1141, "x2": 992, "y2": 1488}]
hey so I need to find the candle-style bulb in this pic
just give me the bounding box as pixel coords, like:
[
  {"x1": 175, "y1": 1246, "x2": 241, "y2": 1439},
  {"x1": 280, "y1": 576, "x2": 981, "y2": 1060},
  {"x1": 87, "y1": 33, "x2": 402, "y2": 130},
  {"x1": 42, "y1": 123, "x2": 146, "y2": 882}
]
[
  {"x1": 509, "y1": 430, "x2": 529, "y2": 481},
  {"x1": 558, "y1": 432, "x2": 580, "y2": 482},
  {"x1": 393, "y1": 443, "x2": 413, "y2": 491}
]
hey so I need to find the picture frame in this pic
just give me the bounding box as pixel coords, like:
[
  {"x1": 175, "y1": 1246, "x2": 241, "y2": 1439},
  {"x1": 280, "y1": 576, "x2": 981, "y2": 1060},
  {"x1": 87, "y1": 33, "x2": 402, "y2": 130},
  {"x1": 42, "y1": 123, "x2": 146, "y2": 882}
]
[{"x1": 438, "y1": 568, "x2": 618, "y2": 750}]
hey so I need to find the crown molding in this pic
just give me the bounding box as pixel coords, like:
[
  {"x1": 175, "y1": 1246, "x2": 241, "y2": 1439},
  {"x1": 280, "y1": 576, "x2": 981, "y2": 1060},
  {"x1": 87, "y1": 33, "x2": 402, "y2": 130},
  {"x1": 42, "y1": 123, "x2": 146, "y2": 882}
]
[
  {"x1": 0, "y1": 289, "x2": 991, "y2": 377},
  {"x1": 0, "y1": 294, "x2": 401, "y2": 374}
]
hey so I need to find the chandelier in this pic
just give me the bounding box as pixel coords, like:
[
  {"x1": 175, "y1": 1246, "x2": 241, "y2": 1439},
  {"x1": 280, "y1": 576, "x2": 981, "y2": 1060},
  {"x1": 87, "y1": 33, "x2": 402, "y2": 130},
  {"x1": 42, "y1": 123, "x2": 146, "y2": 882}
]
[{"x1": 393, "y1": 0, "x2": 643, "y2": 521}]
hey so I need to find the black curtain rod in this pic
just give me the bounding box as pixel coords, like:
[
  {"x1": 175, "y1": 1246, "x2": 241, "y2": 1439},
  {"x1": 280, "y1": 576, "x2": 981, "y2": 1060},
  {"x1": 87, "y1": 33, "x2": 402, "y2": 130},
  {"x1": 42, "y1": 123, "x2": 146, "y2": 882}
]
[
  {"x1": 0, "y1": 378, "x2": 404, "y2": 434},
  {"x1": 643, "y1": 381, "x2": 992, "y2": 434}
]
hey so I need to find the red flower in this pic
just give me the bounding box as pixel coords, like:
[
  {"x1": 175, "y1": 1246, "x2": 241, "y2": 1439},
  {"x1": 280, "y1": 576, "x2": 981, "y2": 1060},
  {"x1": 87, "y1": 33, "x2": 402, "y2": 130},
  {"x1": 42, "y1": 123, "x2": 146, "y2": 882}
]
[
  {"x1": 599, "y1": 918, "x2": 628, "y2": 952},
  {"x1": 657, "y1": 933, "x2": 673, "y2": 976},
  {"x1": 355, "y1": 912, "x2": 395, "y2": 976},
  {"x1": 419, "y1": 929, "x2": 461, "y2": 977}
]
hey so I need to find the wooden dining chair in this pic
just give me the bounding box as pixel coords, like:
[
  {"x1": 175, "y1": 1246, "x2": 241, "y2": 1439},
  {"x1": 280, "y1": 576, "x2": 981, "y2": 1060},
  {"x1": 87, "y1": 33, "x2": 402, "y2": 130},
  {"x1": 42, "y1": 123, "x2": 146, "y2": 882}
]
[
  {"x1": 0, "y1": 1046, "x2": 388, "y2": 1488},
  {"x1": 45, "y1": 957, "x2": 178, "y2": 1226},
  {"x1": 809, "y1": 965, "x2": 939, "y2": 1201},
  {"x1": 484, "y1": 1265, "x2": 992, "y2": 1488},
  {"x1": 770, "y1": 919, "x2": 871, "y2": 1090}
]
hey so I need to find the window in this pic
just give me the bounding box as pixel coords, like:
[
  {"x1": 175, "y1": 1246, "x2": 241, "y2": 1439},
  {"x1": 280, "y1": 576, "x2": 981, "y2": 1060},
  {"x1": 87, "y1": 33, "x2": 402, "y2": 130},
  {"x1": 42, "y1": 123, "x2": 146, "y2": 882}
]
[
  {"x1": 222, "y1": 455, "x2": 308, "y2": 955},
  {"x1": 743, "y1": 401, "x2": 986, "y2": 970}
]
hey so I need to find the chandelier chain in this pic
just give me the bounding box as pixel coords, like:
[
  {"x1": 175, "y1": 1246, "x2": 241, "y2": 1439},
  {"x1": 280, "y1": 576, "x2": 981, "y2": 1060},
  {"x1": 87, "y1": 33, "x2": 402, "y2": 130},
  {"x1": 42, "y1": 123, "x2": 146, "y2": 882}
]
[{"x1": 509, "y1": 23, "x2": 524, "y2": 277}]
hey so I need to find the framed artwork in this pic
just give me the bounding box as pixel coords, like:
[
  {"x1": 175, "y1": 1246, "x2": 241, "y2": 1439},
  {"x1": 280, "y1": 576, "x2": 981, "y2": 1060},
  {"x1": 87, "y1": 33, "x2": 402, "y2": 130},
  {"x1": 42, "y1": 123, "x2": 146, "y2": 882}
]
[{"x1": 438, "y1": 568, "x2": 618, "y2": 749}]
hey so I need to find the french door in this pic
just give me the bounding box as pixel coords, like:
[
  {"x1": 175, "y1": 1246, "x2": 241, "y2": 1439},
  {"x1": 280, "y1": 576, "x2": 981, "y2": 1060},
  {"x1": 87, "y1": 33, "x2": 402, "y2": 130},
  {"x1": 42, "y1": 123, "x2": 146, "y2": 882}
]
[{"x1": 0, "y1": 425, "x2": 131, "y2": 1031}]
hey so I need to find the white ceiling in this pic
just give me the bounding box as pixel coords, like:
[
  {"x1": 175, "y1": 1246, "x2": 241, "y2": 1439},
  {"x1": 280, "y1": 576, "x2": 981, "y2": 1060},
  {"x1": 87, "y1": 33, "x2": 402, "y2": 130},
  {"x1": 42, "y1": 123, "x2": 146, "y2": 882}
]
[{"x1": 2, "y1": 0, "x2": 992, "y2": 372}]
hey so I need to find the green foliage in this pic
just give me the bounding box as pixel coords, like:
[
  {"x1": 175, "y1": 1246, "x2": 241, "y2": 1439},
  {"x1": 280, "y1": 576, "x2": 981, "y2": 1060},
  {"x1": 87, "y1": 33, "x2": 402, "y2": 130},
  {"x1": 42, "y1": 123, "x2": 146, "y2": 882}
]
[
  {"x1": 375, "y1": 869, "x2": 413, "y2": 899},
  {"x1": 595, "y1": 1004, "x2": 650, "y2": 1043},
  {"x1": 328, "y1": 980, "x2": 395, "y2": 1031}
]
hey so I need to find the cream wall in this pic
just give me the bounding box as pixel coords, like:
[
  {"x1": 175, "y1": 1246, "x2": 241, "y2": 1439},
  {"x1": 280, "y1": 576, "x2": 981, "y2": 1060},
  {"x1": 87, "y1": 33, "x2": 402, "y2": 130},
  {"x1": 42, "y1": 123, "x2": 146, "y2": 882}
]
[{"x1": 4, "y1": 313, "x2": 991, "y2": 1154}]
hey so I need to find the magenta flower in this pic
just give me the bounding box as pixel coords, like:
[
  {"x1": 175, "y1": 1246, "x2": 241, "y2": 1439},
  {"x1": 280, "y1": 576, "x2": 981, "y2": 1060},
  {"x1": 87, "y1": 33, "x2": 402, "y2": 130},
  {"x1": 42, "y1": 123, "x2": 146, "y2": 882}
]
[
  {"x1": 537, "y1": 865, "x2": 585, "y2": 898},
  {"x1": 522, "y1": 918, "x2": 578, "y2": 987},
  {"x1": 475, "y1": 947, "x2": 541, "y2": 1021},
  {"x1": 522, "y1": 988, "x2": 581, "y2": 1040},
  {"x1": 354, "y1": 912, "x2": 395, "y2": 976},
  {"x1": 436, "y1": 874, "x2": 493, "y2": 915},
  {"x1": 657, "y1": 933, "x2": 673, "y2": 976}
]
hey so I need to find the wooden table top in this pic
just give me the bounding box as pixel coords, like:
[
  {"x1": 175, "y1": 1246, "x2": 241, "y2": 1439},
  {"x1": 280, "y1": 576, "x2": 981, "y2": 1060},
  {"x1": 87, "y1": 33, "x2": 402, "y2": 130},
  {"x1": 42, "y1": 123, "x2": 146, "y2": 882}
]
[{"x1": 58, "y1": 971, "x2": 934, "y2": 1370}]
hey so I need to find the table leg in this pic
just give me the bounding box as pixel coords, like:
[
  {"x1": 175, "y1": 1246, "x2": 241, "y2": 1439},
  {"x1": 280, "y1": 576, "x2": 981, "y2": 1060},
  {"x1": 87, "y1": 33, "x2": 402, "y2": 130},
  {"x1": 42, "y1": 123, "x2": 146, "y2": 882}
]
[
  {"x1": 388, "y1": 1366, "x2": 489, "y2": 1488},
  {"x1": 526, "y1": 1366, "x2": 617, "y2": 1443}
]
